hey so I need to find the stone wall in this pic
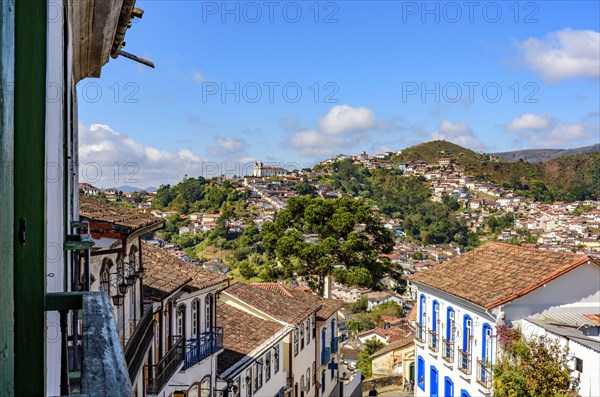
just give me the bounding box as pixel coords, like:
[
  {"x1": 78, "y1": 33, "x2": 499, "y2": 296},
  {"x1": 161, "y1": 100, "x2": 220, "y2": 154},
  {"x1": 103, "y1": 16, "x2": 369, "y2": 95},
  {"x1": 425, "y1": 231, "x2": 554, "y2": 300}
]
[{"x1": 362, "y1": 375, "x2": 403, "y2": 392}]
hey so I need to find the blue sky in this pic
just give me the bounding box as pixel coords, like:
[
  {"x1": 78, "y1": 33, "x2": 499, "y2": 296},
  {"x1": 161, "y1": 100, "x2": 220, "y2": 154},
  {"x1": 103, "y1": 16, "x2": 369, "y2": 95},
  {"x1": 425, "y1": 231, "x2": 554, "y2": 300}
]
[{"x1": 77, "y1": 0, "x2": 600, "y2": 187}]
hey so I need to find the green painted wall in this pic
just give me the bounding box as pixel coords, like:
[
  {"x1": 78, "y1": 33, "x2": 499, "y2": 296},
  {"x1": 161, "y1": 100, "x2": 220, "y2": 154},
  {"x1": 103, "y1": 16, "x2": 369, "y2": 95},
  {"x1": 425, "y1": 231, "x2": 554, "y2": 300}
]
[{"x1": 14, "y1": 0, "x2": 47, "y2": 394}]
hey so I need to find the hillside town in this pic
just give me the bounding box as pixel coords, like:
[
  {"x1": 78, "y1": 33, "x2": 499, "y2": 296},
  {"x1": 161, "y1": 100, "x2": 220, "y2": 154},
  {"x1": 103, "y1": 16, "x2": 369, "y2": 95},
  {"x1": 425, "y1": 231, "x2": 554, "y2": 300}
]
[
  {"x1": 72, "y1": 148, "x2": 600, "y2": 396},
  {"x1": 2, "y1": 1, "x2": 599, "y2": 397}
]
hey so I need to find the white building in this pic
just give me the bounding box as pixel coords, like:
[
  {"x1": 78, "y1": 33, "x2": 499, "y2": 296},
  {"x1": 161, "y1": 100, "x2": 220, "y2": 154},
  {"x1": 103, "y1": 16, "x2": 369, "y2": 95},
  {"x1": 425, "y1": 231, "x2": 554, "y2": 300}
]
[
  {"x1": 409, "y1": 242, "x2": 600, "y2": 397},
  {"x1": 219, "y1": 282, "x2": 361, "y2": 397},
  {"x1": 253, "y1": 162, "x2": 289, "y2": 177},
  {"x1": 142, "y1": 242, "x2": 231, "y2": 397},
  {"x1": 521, "y1": 313, "x2": 600, "y2": 397}
]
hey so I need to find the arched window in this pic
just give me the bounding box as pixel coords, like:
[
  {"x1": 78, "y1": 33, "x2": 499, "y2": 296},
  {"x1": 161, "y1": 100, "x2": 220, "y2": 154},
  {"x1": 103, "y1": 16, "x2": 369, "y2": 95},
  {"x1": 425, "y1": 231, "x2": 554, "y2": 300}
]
[
  {"x1": 482, "y1": 323, "x2": 493, "y2": 361},
  {"x1": 306, "y1": 368, "x2": 311, "y2": 391},
  {"x1": 99, "y1": 259, "x2": 112, "y2": 295},
  {"x1": 446, "y1": 307, "x2": 455, "y2": 342},
  {"x1": 200, "y1": 377, "x2": 210, "y2": 397},
  {"x1": 116, "y1": 253, "x2": 124, "y2": 282},
  {"x1": 205, "y1": 294, "x2": 213, "y2": 332},
  {"x1": 312, "y1": 362, "x2": 316, "y2": 385},
  {"x1": 419, "y1": 294, "x2": 426, "y2": 325},
  {"x1": 129, "y1": 245, "x2": 138, "y2": 266},
  {"x1": 432, "y1": 301, "x2": 439, "y2": 333},
  {"x1": 321, "y1": 370, "x2": 326, "y2": 393},
  {"x1": 191, "y1": 300, "x2": 199, "y2": 339},
  {"x1": 300, "y1": 324, "x2": 305, "y2": 350},
  {"x1": 463, "y1": 315, "x2": 473, "y2": 353},
  {"x1": 417, "y1": 355, "x2": 425, "y2": 391},
  {"x1": 331, "y1": 319, "x2": 336, "y2": 343},
  {"x1": 306, "y1": 319, "x2": 311, "y2": 344},
  {"x1": 177, "y1": 304, "x2": 186, "y2": 339}
]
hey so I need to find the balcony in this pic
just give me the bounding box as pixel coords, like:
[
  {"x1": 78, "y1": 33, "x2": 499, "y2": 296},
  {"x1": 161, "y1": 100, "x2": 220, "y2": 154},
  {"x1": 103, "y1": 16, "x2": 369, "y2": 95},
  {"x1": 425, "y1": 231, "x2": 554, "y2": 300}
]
[
  {"x1": 415, "y1": 323, "x2": 426, "y2": 343},
  {"x1": 476, "y1": 360, "x2": 493, "y2": 389},
  {"x1": 146, "y1": 336, "x2": 184, "y2": 395},
  {"x1": 321, "y1": 346, "x2": 331, "y2": 365},
  {"x1": 458, "y1": 349, "x2": 472, "y2": 375},
  {"x1": 331, "y1": 337, "x2": 339, "y2": 354},
  {"x1": 124, "y1": 305, "x2": 154, "y2": 381},
  {"x1": 442, "y1": 339, "x2": 454, "y2": 363},
  {"x1": 45, "y1": 291, "x2": 133, "y2": 396},
  {"x1": 183, "y1": 327, "x2": 224, "y2": 370},
  {"x1": 428, "y1": 330, "x2": 439, "y2": 352}
]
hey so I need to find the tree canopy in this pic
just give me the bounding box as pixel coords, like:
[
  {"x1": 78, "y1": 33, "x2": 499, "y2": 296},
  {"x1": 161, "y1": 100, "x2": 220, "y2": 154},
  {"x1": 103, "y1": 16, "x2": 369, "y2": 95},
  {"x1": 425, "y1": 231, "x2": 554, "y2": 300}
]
[{"x1": 261, "y1": 196, "x2": 394, "y2": 294}]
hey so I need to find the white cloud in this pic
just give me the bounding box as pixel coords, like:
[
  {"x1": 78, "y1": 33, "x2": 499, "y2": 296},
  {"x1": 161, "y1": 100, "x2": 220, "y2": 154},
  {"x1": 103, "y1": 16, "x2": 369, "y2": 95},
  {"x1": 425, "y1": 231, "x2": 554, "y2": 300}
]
[
  {"x1": 318, "y1": 105, "x2": 379, "y2": 134},
  {"x1": 505, "y1": 113, "x2": 551, "y2": 131},
  {"x1": 79, "y1": 123, "x2": 208, "y2": 187},
  {"x1": 504, "y1": 113, "x2": 598, "y2": 148},
  {"x1": 215, "y1": 137, "x2": 245, "y2": 153},
  {"x1": 517, "y1": 29, "x2": 600, "y2": 82},
  {"x1": 287, "y1": 105, "x2": 387, "y2": 158},
  {"x1": 431, "y1": 120, "x2": 484, "y2": 149}
]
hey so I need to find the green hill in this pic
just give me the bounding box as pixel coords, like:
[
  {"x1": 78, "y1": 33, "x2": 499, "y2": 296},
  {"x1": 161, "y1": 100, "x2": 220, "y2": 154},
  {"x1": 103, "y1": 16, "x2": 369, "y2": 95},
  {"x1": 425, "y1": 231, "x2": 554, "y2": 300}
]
[
  {"x1": 393, "y1": 140, "x2": 488, "y2": 167},
  {"x1": 390, "y1": 141, "x2": 599, "y2": 201}
]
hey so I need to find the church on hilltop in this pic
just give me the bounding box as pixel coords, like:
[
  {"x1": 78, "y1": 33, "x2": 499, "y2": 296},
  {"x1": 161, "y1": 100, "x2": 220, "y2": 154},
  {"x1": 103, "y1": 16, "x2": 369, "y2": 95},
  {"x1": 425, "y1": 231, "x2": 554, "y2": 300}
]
[{"x1": 253, "y1": 162, "x2": 289, "y2": 177}]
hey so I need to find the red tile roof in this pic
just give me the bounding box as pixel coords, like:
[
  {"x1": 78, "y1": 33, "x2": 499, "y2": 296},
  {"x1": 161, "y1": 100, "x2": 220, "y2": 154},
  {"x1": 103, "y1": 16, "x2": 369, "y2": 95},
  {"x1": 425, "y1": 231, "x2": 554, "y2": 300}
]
[
  {"x1": 216, "y1": 301, "x2": 285, "y2": 375},
  {"x1": 80, "y1": 194, "x2": 164, "y2": 233},
  {"x1": 142, "y1": 242, "x2": 230, "y2": 299},
  {"x1": 225, "y1": 282, "x2": 322, "y2": 325},
  {"x1": 409, "y1": 242, "x2": 598, "y2": 309}
]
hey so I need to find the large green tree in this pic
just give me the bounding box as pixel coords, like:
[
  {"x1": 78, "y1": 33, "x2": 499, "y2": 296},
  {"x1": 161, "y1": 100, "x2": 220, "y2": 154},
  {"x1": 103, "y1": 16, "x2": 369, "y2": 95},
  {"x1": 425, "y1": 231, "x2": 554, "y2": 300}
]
[{"x1": 262, "y1": 196, "x2": 394, "y2": 294}]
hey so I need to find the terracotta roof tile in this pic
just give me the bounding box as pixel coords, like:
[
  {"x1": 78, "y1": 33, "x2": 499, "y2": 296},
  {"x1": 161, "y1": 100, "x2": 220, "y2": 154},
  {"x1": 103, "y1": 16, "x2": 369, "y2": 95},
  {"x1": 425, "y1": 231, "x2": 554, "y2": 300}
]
[
  {"x1": 224, "y1": 282, "x2": 321, "y2": 325},
  {"x1": 80, "y1": 194, "x2": 164, "y2": 232},
  {"x1": 409, "y1": 242, "x2": 597, "y2": 309},
  {"x1": 216, "y1": 302, "x2": 284, "y2": 375},
  {"x1": 142, "y1": 242, "x2": 230, "y2": 298},
  {"x1": 370, "y1": 331, "x2": 414, "y2": 358}
]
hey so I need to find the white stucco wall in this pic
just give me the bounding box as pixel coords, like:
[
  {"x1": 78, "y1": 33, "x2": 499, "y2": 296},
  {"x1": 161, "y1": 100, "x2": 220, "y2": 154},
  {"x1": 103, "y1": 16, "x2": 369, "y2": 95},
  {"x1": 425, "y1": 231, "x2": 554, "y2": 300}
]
[{"x1": 521, "y1": 318, "x2": 600, "y2": 397}]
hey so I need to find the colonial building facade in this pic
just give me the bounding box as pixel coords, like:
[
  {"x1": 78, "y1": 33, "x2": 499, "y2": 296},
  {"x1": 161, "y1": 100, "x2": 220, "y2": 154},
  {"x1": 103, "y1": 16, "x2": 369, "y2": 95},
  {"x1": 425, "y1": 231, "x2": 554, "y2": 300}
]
[{"x1": 409, "y1": 242, "x2": 600, "y2": 397}]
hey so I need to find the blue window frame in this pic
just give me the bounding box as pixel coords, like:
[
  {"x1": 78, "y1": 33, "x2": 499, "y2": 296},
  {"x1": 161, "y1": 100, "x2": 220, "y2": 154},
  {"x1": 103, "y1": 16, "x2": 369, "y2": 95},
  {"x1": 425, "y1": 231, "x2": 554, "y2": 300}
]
[
  {"x1": 430, "y1": 366, "x2": 439, "y2": 397},
  {"x1": 461, "y1": 390, "x2": 471, "y2": 397},
  {"x1": 321, "y1": 328, "x2": 326, "y2": 352},
  {"x1": 321, "y1": 370, "x2": 326, "y2": 393},
  {"x1": 419, "y1": 294, "x2": 426, "y2": 325},
  {"x1": 462, "y1": 315, "x2": 473, "y2": 353},
  {"x1": 432, "y1": 300, "x2": 439, "y2": 332},
  {"x1": 444, "y1": 376, "x2": 454, "y2": 397},
  {"x1": 446, "y1": 307, "x2": 455, "y2": 342},
  {"x1": 482, "y1": 323, "x2": 492, "y2": 360},
  {"x1": 417, "y1": 356, "x2": 425, "y2": 391}
]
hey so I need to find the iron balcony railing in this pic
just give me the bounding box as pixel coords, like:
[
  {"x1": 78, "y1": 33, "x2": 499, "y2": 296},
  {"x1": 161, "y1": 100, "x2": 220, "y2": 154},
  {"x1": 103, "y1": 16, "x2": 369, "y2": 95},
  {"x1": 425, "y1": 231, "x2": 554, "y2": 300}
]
[
  {"x1": 476, "y1": 360, "x2": 493, "y2": 389},
  {"x1": 146, "y1": 336, "x2": 184, "y2": 395},
  {"x1": 321, "y1": 346, "x2": 331, "y2": 365},
  {"x1": 124, "y1": 305, "x2": 154, "y2": 381},
  {"x1": 428, "y1": 330, "x2": 439, "y2": 352},
  {"x1": 458, "y1": 349, "x2": 472, "y2": 375},
  {"x1": 183, "y1": 327, "x2": 224, "y2": 370},
  {"x1": 442, "y1": 339, "x2": 454, "y2": 363},
  {"x1": 415, "y1": 323, "x2": 426, "y2": 343}
]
